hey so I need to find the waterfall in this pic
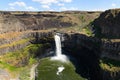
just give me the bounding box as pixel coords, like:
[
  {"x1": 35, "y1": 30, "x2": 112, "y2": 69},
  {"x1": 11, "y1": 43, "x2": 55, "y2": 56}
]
[
  {"x1": 54, "y1": 34, "x2": 62, "y2": 56},
  {"x1": 51, "y1": 33, "x2": 68, "y2": 62}
]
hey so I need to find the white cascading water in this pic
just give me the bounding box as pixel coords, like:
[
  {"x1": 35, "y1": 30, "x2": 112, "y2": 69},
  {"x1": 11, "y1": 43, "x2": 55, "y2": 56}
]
[
  {"x1": 51, "y1": 34, "x2": 68, "y2": 62},
  {"x1": 55, "y1": 34, "x2": 62, "y2": 56}
]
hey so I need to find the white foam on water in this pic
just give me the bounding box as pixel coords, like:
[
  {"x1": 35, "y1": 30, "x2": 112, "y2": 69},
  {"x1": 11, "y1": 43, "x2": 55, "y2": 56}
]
[
  {"x1": 51, "y1": 54, "x2": 68, "y2": 62},
  {"x1": 56, "y1": 66, "x2": 65, "y2": 75}
]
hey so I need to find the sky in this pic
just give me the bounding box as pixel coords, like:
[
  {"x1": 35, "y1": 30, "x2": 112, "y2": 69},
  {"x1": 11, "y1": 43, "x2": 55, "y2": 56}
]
[{"x1": 0, "y1": 0, "x2": 120, "y2": 11}]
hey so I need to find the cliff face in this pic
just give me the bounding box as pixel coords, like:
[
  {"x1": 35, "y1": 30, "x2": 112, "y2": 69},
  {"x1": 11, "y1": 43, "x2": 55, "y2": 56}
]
[
  {"x1": 0, "y1": 12, "x2": 25, "y2": 33},
  {"x1": 62, "y1": 33, "x2": 120, "y2": 80},
  {"x1": 101, "y1": 39, "x2": 120, "y2": 60},
  {"x1": 0, "y1": 11, "x2": 100, "y2": 55},
  {"x1": 0, "y1": 11, "x2": 100, "y2": 33},
  {"x1": 92, "y1": 8, "x2": 120, "y2": 61},
  {"x1": 0, "y1": 11, "x2": 101, "y2": 80},
  {"x1": 0, "y1": 10, "x2": 120, "y2": 80},
  {"x1": 92, "y1": 9, "x2": 120, "y2": 80},
  {"x1": 93, "y1": 9, "x2": 120, "y2": 38},
  {"x1": 14, "y1": 13, "x2": 73, "y2": 30},
  {"x1": 0, "y1": 12, "x2": 73, "y2": 34},
  {"x1": 0, "y1": 31, "x2": 54, "y2": 55}
]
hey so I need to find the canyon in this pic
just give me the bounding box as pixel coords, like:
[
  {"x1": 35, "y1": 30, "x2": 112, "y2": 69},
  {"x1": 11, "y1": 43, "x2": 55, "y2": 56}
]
[{"x1": 0, "y1": 9, "x2": 120, "y2": 80}]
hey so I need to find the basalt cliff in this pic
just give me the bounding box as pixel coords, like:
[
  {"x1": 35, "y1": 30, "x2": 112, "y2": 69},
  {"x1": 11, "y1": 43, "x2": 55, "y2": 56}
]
[
  {"x1": 0, "y1": 11, "x2": 100, "y2": 54},
  {"x1": 0, "y1": 9, "x2": 120, "y2": 80}
]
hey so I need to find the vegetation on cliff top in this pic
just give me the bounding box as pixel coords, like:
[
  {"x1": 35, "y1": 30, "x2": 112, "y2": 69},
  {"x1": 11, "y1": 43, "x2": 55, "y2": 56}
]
[
  {"x1": 100, "y1": 58, "x2": 120, "y2": 72},
  {"x1": 0, "y1": 43, "x2": 50, "y2": 78}
]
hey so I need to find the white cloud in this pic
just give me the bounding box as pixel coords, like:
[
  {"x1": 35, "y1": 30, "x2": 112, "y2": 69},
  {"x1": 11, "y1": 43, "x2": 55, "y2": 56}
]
[
  {"x1": 26, "y1": 6, "x2": 38, "y2": 10},
  {"x1": 32, "y1": 0, "x2": 73, "y2": 11},
  {"x1": 61, "y1": 0, "x2": 72, "y2": 3},
  {"x1": 89, "y1": 9, "x2": 106, "y2": 11},
  {"x1": 9, "y1": 1, "x2": 26, "y2": 7},
  {"x1": 32, "y1": 0, "x2": 58, "y2": 4},
  {"x1": 41, "y1": 5, "x2": 50, "y2": 9},
  {"x1": 32, "y1": 0, "x2": 72, "y2": 5},
  {"x1": 58, "y1": 3, "x2": 64, "y2": 6},
  {"x1": 60, "y1": 7, "x2": 67, "y2": 10},
  {"x1": 70, "y1": 7, "x2": 78, "y2": 10},
  {"x1": 112, "y1": 3, "x2": 116, "y2": 7},
  {"x1": 60, "y1": 7, "x2": 78, "y2": 11},
  {"x1": 8, "y1": 1, "x2": 37, "y2": 11},
  {"x1": 48, "y1": 9, "x2": 55, "y2": 11},
  {"x1": 10, "y1": 7, "x2": 15, "y2": 10}
]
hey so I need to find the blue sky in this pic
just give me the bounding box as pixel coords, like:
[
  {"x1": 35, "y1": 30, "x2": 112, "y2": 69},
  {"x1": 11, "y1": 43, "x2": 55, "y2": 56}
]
[{"x1": 0, "y1": 0, "x2": 120, "y2": 11}]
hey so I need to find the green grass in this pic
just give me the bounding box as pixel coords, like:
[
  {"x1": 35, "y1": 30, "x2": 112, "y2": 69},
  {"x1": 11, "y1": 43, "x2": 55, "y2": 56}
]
[
  {"x1": 0, "y1": 43, "x2": 49, "y2": 78},
  {"x1": 36, "y1": 58, "x2": 86, "y2": 80},
  {"x1": 0, "y1": 61, "x2": 18, "y2": 71},
  {"x1": 0, "y1": 43, "x2": 48, "y2": 67},
  {"x1": 19, "y1": 68, "x2": 30, "y2": 80},
  {"x1": 0, "y1": 61, "x2": 31, "y2": 78},
  {"x1": 82, "y1": 27, "x2": 93, "y2": 36}
]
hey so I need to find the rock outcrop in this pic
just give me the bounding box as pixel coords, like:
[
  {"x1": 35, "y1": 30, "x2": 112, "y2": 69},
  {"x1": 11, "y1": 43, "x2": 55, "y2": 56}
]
[
  {"x1": 0, "y1": 31, "x2": 54, "y2": 54},
  {"x1": 0, "y1": 12, "x2": 25, "y2": 34},
  {"x1": 101, "y1": 39, "x2": 120, "y2": 60},
  {"x1": 92, "y1": 8, "x2": 120, "y2": 62},
  {"x1": 93, "y1": 9, "x2": 120, "y2": 80},
  {"x1": 93, "y1": 9, "x2": 120, "y2": 38}
]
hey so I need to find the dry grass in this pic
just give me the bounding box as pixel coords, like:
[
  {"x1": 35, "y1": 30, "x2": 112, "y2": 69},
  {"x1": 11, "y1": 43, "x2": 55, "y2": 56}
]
[
  {"x1": 60, "y1": 14, "x2": 81, "y2": 25},
  {"x1": 0, "y1": 29, "x2": 55, "y2": 39},
  {"x1": 100, "y1": 58, "x2": 120, "y2": 72},
  {"x1": 110, "y1": 39, "x2": 120, "y2": 42},
  {"x1": 0, "y1": 32, "x2": 23, "y2": 39},
  {"x1": 100, "y1": 62, "x2": 120, "y2": 72},
  {"x1": 102, "y1": 39, "x2": 120, "y2": 42},
  {"x1": 0, "y1": 38, "x2": 31, "y2": 49}
]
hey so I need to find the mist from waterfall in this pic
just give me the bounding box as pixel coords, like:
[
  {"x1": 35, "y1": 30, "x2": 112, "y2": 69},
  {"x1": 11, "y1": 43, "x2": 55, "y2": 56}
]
[{"x1": 51, "y1": 33, "x2": 68, "y2": 62}]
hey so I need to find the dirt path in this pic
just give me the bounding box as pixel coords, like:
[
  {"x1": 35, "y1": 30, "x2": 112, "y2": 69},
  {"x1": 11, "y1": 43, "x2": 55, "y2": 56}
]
[
  {"x1": 30, "y1": 64, "x2": 38, "y2": 80},
  {"x1": 0, "y1": 64, "x2": 38, "y2": 80},
  {"x1": 0, "y1": 69, "x2": 10, "y2": 80}
]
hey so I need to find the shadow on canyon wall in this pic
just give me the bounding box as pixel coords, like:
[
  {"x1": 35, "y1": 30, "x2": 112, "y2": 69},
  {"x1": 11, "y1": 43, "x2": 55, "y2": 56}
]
[{"x1": 62, "y1": 34, "x2": 102, "y2": 80}]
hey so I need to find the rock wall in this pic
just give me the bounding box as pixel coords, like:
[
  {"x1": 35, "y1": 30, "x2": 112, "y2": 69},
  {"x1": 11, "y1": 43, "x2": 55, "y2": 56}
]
[
  {"x1": 92, "y1": 10, "x2": 120, "y2": 80},
  {"x1": 101, "y1": 70, "x2": 120, "y2": 80},
  {"x1": 0, "y1": 10, "x2": 120, "y2": 80},
  {"x1": 88, "y1": 8, "x2": 120, "y2": 61},
  {"x1": 62, "y1": 33, "x2": 120, "y2": 80},
  {"x1": 101, "y1": 40, "x2": 120, "y2": 60},
  {"x1": 62, "y1": 33, "x2": 101, "y2": 55},
  {"x1": 0, "y1": 11, "x2": 100, "y2": 55},
  {"x1": 62, "y1": 33, "x2": 120, "y2": 61},
  {"x1": 93, "y1": 9, "x2": 120, "y2": 38},
  {"x1": 0, "y1": 12, "x2": 25, "y2": 33},
  {"x1": 0, "y1": 31, "x2": 54, "y2": 55}
]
